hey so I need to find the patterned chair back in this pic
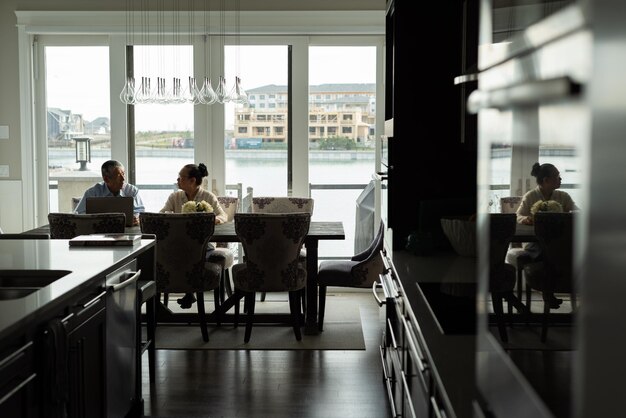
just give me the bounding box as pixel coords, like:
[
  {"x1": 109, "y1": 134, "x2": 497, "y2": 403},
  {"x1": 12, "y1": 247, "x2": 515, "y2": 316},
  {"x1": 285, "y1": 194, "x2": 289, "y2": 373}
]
[
  {"x1": 533, "y1": 212, "x2": 574, "y2": 293},
  {"x1": 139, "y1": 212, "x2": 221, "y2": 293},
  {"x1": 217, "y1": 196, "x2": 239, "y2": 222},
  {"x1": 48, "y1": 213, "x2": 126, "y2": 239},
  {"x1": 500, "y1": 196, "x2": 522, "y2": 214},
  {"x1": 252, "y1": 197, "x2": 314, "y2": 214},
  {"x1": 233, "y1": 213, "x2": 311, "y2": 292},
  {"x1": 489, "y1": 213, "x2": 517, "y2": 292}
]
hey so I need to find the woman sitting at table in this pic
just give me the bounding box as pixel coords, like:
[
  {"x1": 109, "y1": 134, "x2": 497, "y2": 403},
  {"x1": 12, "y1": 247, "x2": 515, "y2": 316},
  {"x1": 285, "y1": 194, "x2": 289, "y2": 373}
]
[
  {"x1": 161, "y1": 163, "x2": 228, "y2": 308},
  {"x1": 516, "y1": 162, "x2": 578, "y2": 307}
]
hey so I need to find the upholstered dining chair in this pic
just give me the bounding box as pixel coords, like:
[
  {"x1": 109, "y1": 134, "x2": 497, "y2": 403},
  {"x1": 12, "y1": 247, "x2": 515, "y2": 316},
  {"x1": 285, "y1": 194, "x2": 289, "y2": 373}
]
[
  {"x1": 523, "y1": 212, "x2": 575, "y2": 342},
  {"x1": 317, "y1": 221, "x2": 385, "y2": 332},
  {"x1": 500, "y1": 196, "x2": 533, "y2": 311},
  {"x1": 48, "y1": 212, "x2": 126, "y2": 239},
  {"x1": 489, "y1": 213, "x2": 528, "y2": 343},
  {"x1": 252, "y1": 196, "x2": 314, "y2": 302},
  {"x1": 232, "y1": 212, "x2": 311, "y2": 343},
  {"x1": 140, "y1": 212, "x2": 222, "y2": 342},
  {"x1": 208, "y1": 196, "x2": 239, "y2": 302}
]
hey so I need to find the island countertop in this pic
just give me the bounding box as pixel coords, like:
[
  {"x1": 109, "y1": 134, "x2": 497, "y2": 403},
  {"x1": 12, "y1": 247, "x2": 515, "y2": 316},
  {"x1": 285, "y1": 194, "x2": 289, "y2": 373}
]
[{"x1": 0, "y1": 238, "x2": 155, "y2": 340}]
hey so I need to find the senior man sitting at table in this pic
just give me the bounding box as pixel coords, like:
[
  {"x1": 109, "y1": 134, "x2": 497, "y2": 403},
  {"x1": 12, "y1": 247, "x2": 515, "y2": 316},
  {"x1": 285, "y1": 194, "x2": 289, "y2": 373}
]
[{"x1": 74, "y1": 160, "x2": 145, "y2": 225}]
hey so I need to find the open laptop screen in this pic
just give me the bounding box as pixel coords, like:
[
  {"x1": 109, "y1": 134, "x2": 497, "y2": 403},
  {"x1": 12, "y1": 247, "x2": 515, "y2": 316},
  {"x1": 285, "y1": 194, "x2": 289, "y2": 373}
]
[{"x1": 85, "y1": 197, "x2": 134, "y2": 227}]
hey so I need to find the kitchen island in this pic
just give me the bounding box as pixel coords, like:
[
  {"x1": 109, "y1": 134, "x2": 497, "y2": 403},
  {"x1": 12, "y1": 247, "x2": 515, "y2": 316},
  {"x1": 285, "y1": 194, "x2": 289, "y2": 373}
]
[{"x1": 0, "y1": 237, "x2": 155, "y2": 417}]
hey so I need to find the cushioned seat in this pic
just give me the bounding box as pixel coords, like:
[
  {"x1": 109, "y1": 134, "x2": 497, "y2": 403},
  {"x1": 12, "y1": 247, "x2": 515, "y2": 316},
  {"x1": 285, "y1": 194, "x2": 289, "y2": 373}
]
[
  {"x1": 317, "y1": 221, "x2": 385, "y2": 331},
  {"x1": 232, "y1": 212, "x2": 311, "y2": 343},
  {"x1": 252, "y1": 196, "x2": 314, "y2": 302},
  {"x1": 140, "y1": 212, "x2": 222, "y2": 342}
]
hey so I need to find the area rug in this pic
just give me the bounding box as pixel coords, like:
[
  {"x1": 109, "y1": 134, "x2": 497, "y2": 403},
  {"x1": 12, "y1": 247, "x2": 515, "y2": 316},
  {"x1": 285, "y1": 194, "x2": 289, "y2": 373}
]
[{"x1": 153, "y1": 294, "x2": 366, "y2": 350}]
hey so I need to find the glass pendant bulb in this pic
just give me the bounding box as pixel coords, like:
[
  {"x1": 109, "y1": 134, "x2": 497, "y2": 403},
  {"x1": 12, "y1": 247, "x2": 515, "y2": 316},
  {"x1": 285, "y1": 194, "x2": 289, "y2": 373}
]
[
  {"x1": 215, "y1": 76, "x2": 232, "y2": 104},
  {"x1": 199, "y1": 77, "x2": 218, "y2": 105},
  {"x1": 119, "y1": 76, "x2": 136, "y2": 105},
  {"x1": 230, "y1": 76, "x2": 249, "y2": 105}
]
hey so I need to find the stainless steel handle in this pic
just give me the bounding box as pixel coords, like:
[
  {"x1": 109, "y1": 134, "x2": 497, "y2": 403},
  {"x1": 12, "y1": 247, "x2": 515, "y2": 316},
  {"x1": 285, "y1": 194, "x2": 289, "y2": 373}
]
[
  {"x1": 0, "y1": 373, "x2": 37, "y2": 406},
  {"x1": 387, "y1": 318, "x2": 398, "y2": 350},
  {"x1": 61, "y1": 312, "x2": 74, "y2": 325},
  {"x1": 110, "y1": 270, "x2": 141, "y2": 292},
  {"x1": 402, "y1": 315, "x2": 426, "y2": 373},
  {"x1": 401, "y1": 372, "x2": 417, "y2": 418},
  {"x1": 454, "y1": 73, "x2": 478, "y2": 85},
  {"x1": 380, "y1": 251, "x2": 391, "y2": 272},
  {"x1": 372, "y1": 281, "x2": 385, "y2": 306},
  {"x1": 467, "y1": 76, "x2": 581, "y2": 113},
  {"x1": 431, "y1": 396, "x2": 446, "y2": 418},
  {"x1": 82, "y1": 290, "x2": 107, "y2": 309},
  {"x1": 0, "y1": 341, "x2": 33, "y2": 369},
  {"x1": 380, "y1": 347, "x2": 397, "y2": 418}
]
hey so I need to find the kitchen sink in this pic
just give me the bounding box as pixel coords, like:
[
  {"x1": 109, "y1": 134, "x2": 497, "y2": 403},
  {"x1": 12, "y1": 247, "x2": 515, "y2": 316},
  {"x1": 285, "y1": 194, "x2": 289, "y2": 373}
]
[
  {"x1": 0, "y1": 270, "x2": 71, "y2": 288},
  {"x1": 0, "y1": 287, "x2": 39, "y2": 300}
]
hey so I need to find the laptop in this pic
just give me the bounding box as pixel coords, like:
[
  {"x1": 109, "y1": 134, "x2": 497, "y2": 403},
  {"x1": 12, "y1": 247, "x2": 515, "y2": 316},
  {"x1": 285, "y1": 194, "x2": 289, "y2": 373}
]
[{"x1": 85, "y1": 196, "x2": 135, "y2": 227}]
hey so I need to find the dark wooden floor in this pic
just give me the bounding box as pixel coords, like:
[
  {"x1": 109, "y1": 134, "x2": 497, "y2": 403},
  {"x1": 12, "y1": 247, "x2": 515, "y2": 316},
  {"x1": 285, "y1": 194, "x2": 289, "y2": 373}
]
[{"x1": 141, "y1": 291, "x2": 392, "y2": 418}]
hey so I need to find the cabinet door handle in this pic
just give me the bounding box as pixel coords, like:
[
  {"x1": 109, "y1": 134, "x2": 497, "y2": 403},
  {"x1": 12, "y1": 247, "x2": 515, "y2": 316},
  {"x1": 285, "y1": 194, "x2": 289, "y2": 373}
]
[
  {"x1": 372, "y1": 281, "x2": 385, "y2": 306},
  {"x1": 0, "y1": 373, "x2": 36, "y2": 406},
  {"x1": 0, "y1": 341, "x2": 33, "y2": 370},
  {"x1": 467, "y1": 76, "x2": 581, "y2": 113},
  {"x1": 387, "y1": 318, "x2": 399, "y2": 350},
  {"x1": 402, "y1": 315, "x2": 426, "y2": 373},
  {"x1": 401, "y1": 372, "x2": 417, "y2": 418},
  {"x1": 82, "y1": 290, "x2": 107, "y2": 309},
  {"x1": 430, "y1": 396, "x2": 446, "y2": 418}
]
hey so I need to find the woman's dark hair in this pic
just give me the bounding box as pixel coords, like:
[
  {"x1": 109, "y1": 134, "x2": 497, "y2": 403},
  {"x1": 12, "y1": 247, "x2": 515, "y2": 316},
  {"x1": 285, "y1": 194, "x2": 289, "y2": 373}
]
[
  {"x1": 531, "y1": 162, "x2": 557, "y2": 185},
  {"x1": 184, "y1": 163, "x2": 208, "y2": 186}
]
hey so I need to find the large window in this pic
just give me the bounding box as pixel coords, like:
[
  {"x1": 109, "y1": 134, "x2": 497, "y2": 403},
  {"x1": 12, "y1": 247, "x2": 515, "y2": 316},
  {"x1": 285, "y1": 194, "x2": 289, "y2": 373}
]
[
  {"x1": 43, "y1": 45, "x2": 111, "y2": 213},
  {"x1": 224, "y1": 45, "x2": 289, "y2": 197},
  {"x1": 308, "y1": 46, "x2": 377, "y2": 258},
  {"x1": 132, "y1": 45, "x2": 194, "y2": 212}
]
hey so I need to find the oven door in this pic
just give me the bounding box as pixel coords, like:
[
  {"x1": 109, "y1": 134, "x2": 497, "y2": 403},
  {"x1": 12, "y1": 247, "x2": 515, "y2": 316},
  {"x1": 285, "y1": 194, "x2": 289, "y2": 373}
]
[{"x1": 471, "y1": 4, "x2": 589, "y2": 418}]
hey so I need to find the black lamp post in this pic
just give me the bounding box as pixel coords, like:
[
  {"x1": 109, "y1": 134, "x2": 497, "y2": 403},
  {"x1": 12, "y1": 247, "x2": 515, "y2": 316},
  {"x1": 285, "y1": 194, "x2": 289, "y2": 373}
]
[{"x1": 73, "y1": 136, "x2": 92, "y2": 171}]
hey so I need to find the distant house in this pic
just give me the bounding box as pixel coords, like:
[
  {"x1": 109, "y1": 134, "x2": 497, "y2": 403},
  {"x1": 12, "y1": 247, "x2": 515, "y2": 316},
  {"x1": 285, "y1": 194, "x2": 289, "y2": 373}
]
[
  {"x1": 47, "y1": 108, "x2": 84, "y2": 141},
  {"x1": 85, "y1": 117, "x2": 110, "y2": 135}
]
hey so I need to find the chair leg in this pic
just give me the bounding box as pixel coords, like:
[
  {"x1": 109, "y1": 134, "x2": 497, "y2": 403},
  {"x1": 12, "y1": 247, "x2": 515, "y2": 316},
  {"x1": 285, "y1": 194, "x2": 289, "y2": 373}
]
[
  {"x1": 318, "y1": 285, "x2": 327, "y2": 332},
  {"x1": 224, "y1": 269, "x2": 233, "y2": 298},
  {"x1": 213, "y1": 288, "x2": 221, "y2": 327},
  {"x1": 146, "y1": 293, "x2": 156, "y2": 386},
  {"x1": 196, "y1": 292, "x2": 209, "y2": 342},
  {"x1": 234, "y1": 290, "x2": 241, "y2": 328},
  {"x1": 260, "y1": 291, "x2": 266, "y2": 302},
  {"x1": 288, "y1": 290, "x2": 302, "y2": 341},
  {"x1": 541, "y1": 302, "x2": 550, "y2": 343},
  {"x1": 300, "y1": 288, "x2": 306, "y2": 319},
  {"x1": 163, "y1": 292, "x2": 169, "y2": 307},
  {"x1": 491, "y1": 292, "x2": 508, "y2": 343},
  {"x1": 219, "y1": 269, "x2": 226, "y2": 304},
  {"x1": 244, "y1": 292, "x2": 256, "y2": 343}
]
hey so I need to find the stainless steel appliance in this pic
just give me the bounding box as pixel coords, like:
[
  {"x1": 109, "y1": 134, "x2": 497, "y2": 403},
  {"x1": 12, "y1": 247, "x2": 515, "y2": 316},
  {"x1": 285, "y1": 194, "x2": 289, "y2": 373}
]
[{"x1": 105, "y1": 260, "x2": 140, "y2": 418}]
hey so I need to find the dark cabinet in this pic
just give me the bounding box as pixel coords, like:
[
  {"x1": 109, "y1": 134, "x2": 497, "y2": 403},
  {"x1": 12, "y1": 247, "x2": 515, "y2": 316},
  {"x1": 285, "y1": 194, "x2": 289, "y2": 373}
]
[
  {"x1": 0, "y1": 340, "x2": 38, "y2": 418},
  {"x1": 384, "y1": 0, "x2": 477, "y2": 249},
  {"x1": 66, "y1": 291, "x2": 107, "y2": 418},
  {"x1": 379, "y1": 253, "x2": 432, "y2": 418}
]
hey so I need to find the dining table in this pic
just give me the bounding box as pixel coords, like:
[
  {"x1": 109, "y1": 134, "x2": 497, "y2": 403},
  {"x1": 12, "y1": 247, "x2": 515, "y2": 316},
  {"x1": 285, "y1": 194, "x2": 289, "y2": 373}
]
[{"x1": 22, "y1": 219, "x2": 345, "y2": 335}]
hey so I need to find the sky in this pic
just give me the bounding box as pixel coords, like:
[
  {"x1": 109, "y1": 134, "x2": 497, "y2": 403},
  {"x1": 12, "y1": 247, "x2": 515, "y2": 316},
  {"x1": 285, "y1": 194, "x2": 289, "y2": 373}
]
[{"x1": 45, "y1": 44, "x2": 376, "y2": 132}]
